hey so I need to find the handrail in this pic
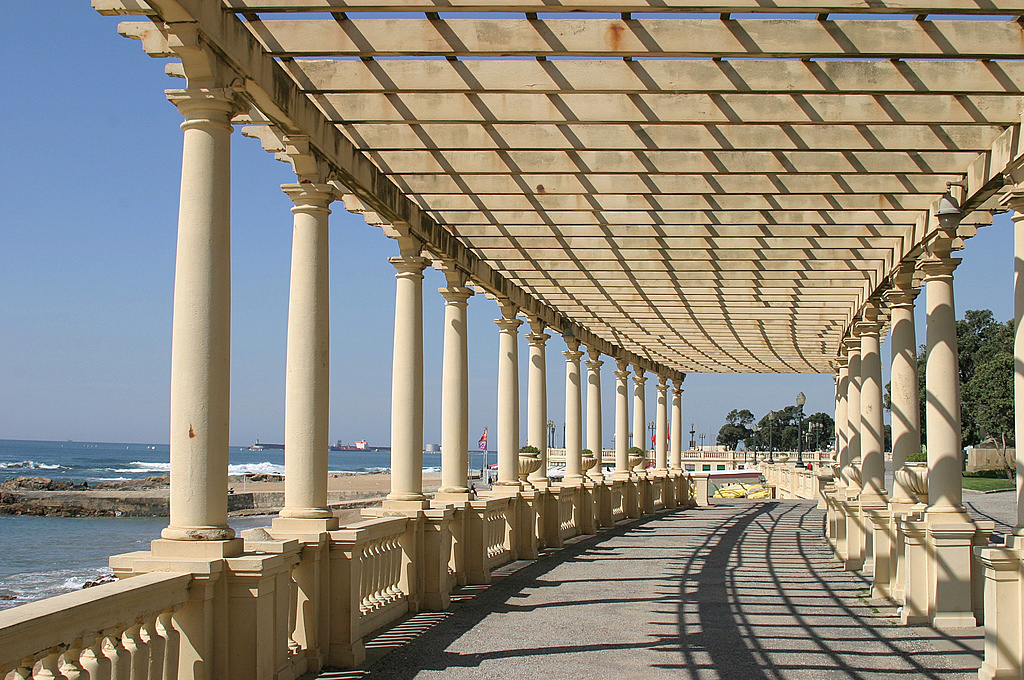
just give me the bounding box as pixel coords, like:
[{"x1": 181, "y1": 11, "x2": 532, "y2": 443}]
[{"x1": 0, "y1": 572, "x2": 191, "y2": 677}]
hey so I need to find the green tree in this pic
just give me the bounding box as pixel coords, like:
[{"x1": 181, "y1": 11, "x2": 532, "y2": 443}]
[{"x1": 716, "y1": 408, "x2": 755, "y2": 450}]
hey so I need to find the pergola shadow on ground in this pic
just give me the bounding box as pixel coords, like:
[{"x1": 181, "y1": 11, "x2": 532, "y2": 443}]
[{"x1": 316, "y1": 500, "x2": 982, "y2": 680}]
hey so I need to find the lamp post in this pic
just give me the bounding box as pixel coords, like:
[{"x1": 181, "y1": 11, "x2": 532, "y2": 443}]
[
  {"x1": 795, "y1": 391, "x2": 807, "y2": 467},
  {"x1": 689, "y1": 423, "x2": 696, "y2": 450},
  {"x1": 547, "y1": 420, "x2": 555, "y2": 448},
  {"x1": 750, "y1": 423, "x2": 758, "y2": 465},
  {"x1": 648, "y1": 420, "x2": 656, "y2": 451},
  {"x1": 699, "y1": 432, "x2": 706, "y2": 451},
  {"x1": 768, "y1": 411, "x2": 776, "y2": 463}
]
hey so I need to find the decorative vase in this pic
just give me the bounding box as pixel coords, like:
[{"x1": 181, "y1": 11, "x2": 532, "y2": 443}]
[
  {"x1": 581, "y1": 453, "x2": 597, "y2": 472},
  {"x1": 894, "y1": 461, "x2": 929, "y2": 504},
  {"x1": 775, "y1": 453, "x2": 790, "y2": 464},
  {"x1": 628, "y1": 452, "x2": 645, "y2": 472},
  {"x1": 518, "y1": 452, "x2": 542, "y2": 481}
]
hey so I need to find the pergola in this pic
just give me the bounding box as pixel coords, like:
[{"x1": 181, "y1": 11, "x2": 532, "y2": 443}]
[{"x1": 100, "y1": 0, "x2": 1024, "y2": 376}]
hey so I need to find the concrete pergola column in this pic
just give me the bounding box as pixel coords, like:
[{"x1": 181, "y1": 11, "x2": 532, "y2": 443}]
[
  {"x1": 632, "y1": 365, "x2": 647, "y2": 454},
  {"x1": 1007, "y1": 189, "x2": 1024, "y2": 533},
  {"x1": 613, "y1": 359, "x2": 631, "y2": 478},
  {"x1": 526, "y1": 318, "x2": 551, "y2": 486},
  {"x1": 437, "y1": 266, "x2": 474, "y2": 496},
  {"x1": 585, "y1": 348, "x2": 604, "y2": 482},
  {"x1": 386, "y1": 246, "x2": 428, "y2": 506},
  {"x1": 844, "y1": 336, "x2": 863, "y2": 493},
  {"x1": 920, "y1": 251, "x2": 966, "y2": 516},
  {"x1": 885, "y1": 266, "x2": 922, "y2": 503},
  {"x1": 833, "y1": 356, "x2": 849, "y2": 493},
  {"x1": 655, "y1": 376, "x2": 668, "y2": 471},
  {"x1": 563, "y1": 334, "x2": 585, "y2": 485},
  {"x1": 494, "y1": 303, "x2": 522, "y2": 488},
  {"x1": 670, "y1": 385, "x2": 683, "y2": 470},
  {"x1": 161, "y1": 89, "x2": 247, "y2": 545},
  {"x1": 856, "y1": 309, "x2": 887, "y2": 506},
  {"x1": 279, "y1": 183, "x2": 336, "y2": 523}
]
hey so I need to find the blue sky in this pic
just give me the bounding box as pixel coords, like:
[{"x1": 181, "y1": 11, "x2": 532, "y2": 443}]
[{"x1": 0, "y1": 6, "x2": 1014, "y2": 447}]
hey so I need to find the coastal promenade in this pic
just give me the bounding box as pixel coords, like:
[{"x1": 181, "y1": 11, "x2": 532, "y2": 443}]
[{"x1": 320, "y1": 500, "x2": 983, "y2": 680}]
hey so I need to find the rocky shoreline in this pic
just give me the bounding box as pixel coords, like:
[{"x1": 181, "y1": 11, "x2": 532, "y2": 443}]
[{"x1": 0, "y1": 475, "x2": 391, "y2": 518}]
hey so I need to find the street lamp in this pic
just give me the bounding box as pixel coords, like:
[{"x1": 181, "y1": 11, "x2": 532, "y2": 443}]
[
  {"x1": 689, "y1": 423, "x2": 696, "y2": 450},
  {"x1": 795, "y1": 391, "x2": 807, "y2": 466},
  {"x1": 749, "y1": 423, "x2": 759, "y2": 465},
  {"x1": 699, "y1": 432, "x2": 706, "y2": 451},
  {"x1": 546, "y1": 420, "x2": 555, "y2": 448},
  {"x1": 768, "y1": 411, "x2": 776, "y2": 463},
  {"x1": 648, "y1": 420, "x2": 656, "y2": 451}
]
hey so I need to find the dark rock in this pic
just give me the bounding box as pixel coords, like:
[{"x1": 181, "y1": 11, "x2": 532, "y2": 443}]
[{"x1": 0, "y1": 476, "x2": 74, "y2": 491}]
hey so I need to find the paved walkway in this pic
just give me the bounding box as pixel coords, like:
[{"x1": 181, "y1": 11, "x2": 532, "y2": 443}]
[{"x1": 318, "y1": 500, "x2": 984, "y2": 680}]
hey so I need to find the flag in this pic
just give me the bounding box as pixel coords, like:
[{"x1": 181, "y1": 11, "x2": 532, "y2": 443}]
[{"x1": 478, "y1": 427, "x2": 488, "y2": 451}]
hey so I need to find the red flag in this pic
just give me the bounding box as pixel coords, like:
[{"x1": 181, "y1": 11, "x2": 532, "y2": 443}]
[{"x1": 478, "y1": 427, "x2": 488, "y2": 451}]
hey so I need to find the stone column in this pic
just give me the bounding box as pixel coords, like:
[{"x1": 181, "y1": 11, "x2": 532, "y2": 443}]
[
  {"x1": 632, "y1": 365, "x2": 647, "y2": 455},
  {"x1": 613, "y1": 359, "x2": 631, "y2": 477},
  {"x1": 437, "y1": 267, "x2": 474, "y2": 496},
  {"x1": 161, "y1": 89, "x2": 246, "y2": 547},
  {"x1": 834, "y1": 356, "x2": 850, "y2": 488},
  {"x1": 494, "y1": 304, "x2": 522, "y2": 487},
  {"x1": 1006, "y1": 189, "x2": 1024, "y2": 534},
  {"x1": 671, "y1": 385, "x2": 683, "y2": 470},
  {"x1": 563, "y1": 335, "x2": 585, "y2": 485},
  {"x1": 858, "y1": 310, "x2": 887, "y2": 506},
  {"x1": 279, "y1": 183, "x2": 335, "y2": 524},
  {"x1": 920, "y1": 252, "x2": 966, "y2": 517},
  {"x1": 585, "y1": 348, "x2": 604, "y2": 481},
  {"x1": 386, "y1": 248, "x2": 428, "y2": 507},
  {"x1": 885, "y1": 268, "x2": 921, "y2": 503},
  {"x1": 655, "y1": 376, "x2": 668, "y2": 471},
  {"x1": 844, "y1": 336, "x2": 863, "y2": 491},
  {"x1": 526, "y1": 318, "x2": 551, "y2": 487}
]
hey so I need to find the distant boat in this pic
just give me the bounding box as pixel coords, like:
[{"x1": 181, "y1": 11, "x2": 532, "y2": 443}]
[
  {"x1": 248, "y1": 439, "x2": 284, "y2": 451},
  {"x1": 331, "y1": 440, "x2": 369, "y2": 452}
]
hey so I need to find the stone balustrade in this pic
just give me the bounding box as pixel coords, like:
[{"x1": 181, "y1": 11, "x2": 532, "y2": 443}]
[
  {"x1": 760, "y1": 462, "x2": 831, "y2": 507},
  {"x1": 0, "y1": 473, "x2": 709, "y2": 680},
  {"x1": 0, "y1": 571, "x2": 191, "y2": 680}
]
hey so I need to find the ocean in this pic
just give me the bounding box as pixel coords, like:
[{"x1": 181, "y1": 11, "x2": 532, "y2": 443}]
[{"x1": 0, "y1": 439, "x2": 496, "y2": 610}]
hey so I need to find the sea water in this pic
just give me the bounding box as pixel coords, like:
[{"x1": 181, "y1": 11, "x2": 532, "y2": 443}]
[{"x1": 0, "y1": 439, "x2": 496, "y2": 610}]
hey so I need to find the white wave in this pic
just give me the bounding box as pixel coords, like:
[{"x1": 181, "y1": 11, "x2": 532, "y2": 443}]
[
  {"x1": 0, "y1": 566, "x2": 115, "y2": 610},
  {"x1": 125, "y1": 461, "x2": 171, "y2": 472},
  {"x1": 228, "y1": 462, "x2": 287, "y2": 476},
  {"x1": 422, "y1": 466, "x2": 442, "y2": 474},
  {"x1": 0, "y1": 460, "x2": 66, "y2": 471}
]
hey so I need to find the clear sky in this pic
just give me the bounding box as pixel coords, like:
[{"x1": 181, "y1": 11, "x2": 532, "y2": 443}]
[{"x1": 0, "y1": 6, "x2": 1015, "y2": 448}]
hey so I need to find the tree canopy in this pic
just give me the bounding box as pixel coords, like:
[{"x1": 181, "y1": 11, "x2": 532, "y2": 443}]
[{"x1": 715, "y1": 405, "x2": 834, "y2": 452}]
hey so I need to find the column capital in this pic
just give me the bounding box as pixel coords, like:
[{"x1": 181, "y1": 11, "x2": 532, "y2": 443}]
[
  {"x1": 656, "y1": 375, "x2": 669, "y2": 388},
  {"x1": 673, "y1": 387, "x2": 683, "y2": 396},
  {"x1": 281, "y1": 182, "x2": 336, "y2": 213},
  {"x1": 917, "y1": 254, "x2": 961, "y2": 280},
  {"x1": 834, "y1": 354, "x2": 849, "y2": 370},
  {"x1": 586, "y1": 346, "x2": 603, "y2": 365},
  {"x1": 843, "y1": 335, "x2": 862, "y2": 352},
  {"x1": 167, "y1": 88, "x2": 248, "y2": 128},
  {"x1": 616, "y1": 357, "x2": 630, "y2": 373},
  {"x1": 585, "y1": 358, "x2": 604, "y2": 371},
  {"x1": 563, "y1": 349, "x2": 585, "y2": 362},
  {"x1": 494, "y1": 317, "x2": 523, "y2": 333},
  {"x1": 631, "y1": 364, "x2": 646, "y2": 380},
  {"x1": 632, "y1": 373, "x2": 648, "y2": 387},
  {"x1": 998, "y1": 185, "x2": 1024, "y2": 216},
  {"x1": 438, "y1": 286, "x2": 474, "y2": 304},
  {"x1": 525, "y1": 332, "x2": 551, "y2": 347},
  {"x1": 853, "y1": 319, "x2": 884, "y2": 338},
  {"x1": 389, "y1": 255, "x2": 428, "y2": 278}
]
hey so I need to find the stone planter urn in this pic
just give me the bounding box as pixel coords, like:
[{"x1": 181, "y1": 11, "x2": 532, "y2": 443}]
[
  {"x1": 518, "y1": 449, "x2": 542, "y2": 482},
  {"x1": 581, "y1": 451, "x2": 598, "y2": 472},
  {"x1": 894, "y1": 461, "x2": 929, "y2": 504},
  {"x1": 841, "y1": 462, "x2": 861, "y2": 491},
  {"x1": 775, "y1": 453, "x2": 790, "y2": 463},
  {"x1": 628, "y1": 450, "x2": 646, "y2": 472}
]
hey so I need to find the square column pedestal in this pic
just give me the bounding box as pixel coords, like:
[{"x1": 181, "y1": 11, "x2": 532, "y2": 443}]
[
  {"x1": 825, "y1": 488, "x2": 849, "y2": 563},
  {"x1": 975, "y1": 542, "x2": 1024, "y2": 680},
  {"x1": 869, "y1": 499, "x2": 921, "y2": 603},
  {"x1": 593, "y1": 479, "x2": 615, "y2": 528},
  {"x1": 483, "y1": 487, "x2": 541, "y2": 560},
  {"x1": 901, "y1": 513, "x2": 994, "y2": 629}
]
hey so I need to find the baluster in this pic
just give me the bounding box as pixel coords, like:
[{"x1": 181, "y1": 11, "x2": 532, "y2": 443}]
[
  {"x1": 379, "y1": 538, "x2": 393, "y2": 603},
  {"x1": 80, "y1": 635, "x2": 111, "y2": 680},
  {"x1": 36, "y1": 650, "x2": 68, "y2": 680},
  {"x1": 389, "y1": 536, "x2": 402, "y2": 600},
  {"x1": 156, "y1": 610, "x2": 179, "y2": 680},
  {"x1": 287, "y1": 562, "x2": 301, "y2": 657},
  {"x1": 359, "y1": 542, "x2": 374, "y2": 612},
  {"x1": 141, "y1": 615, "x2": 163, "y2": 680},
  {"x1": 104, "y1": 633, "x2": 130, "y2": 680},
  {"x1": 11, "y1": 658, "x2": 35, "y2": 680},
  {"x1": 60, "y1": 641, "x2": 87, "y2": 680},
  {"x1": 123, "y1": 623, "x2": 149, "y2": 680}
]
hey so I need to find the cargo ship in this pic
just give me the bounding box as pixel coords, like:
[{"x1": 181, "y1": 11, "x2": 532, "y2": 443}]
[{"x1": 331, "y1": 440, "x2": 368, "y2": 452}]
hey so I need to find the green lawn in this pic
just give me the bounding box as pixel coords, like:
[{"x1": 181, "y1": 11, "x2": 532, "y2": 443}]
[{"x1": 962, "y1": 476, "x2": 1015, "y2": 492}]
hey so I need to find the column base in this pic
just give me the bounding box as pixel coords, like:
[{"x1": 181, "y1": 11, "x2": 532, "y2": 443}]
[
  {"x1": 382, "y1": 499, "x2": 431, "y2": 511},
  {"x1": 150, "y1": 537, "x2": 244, "y2": 559}
]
